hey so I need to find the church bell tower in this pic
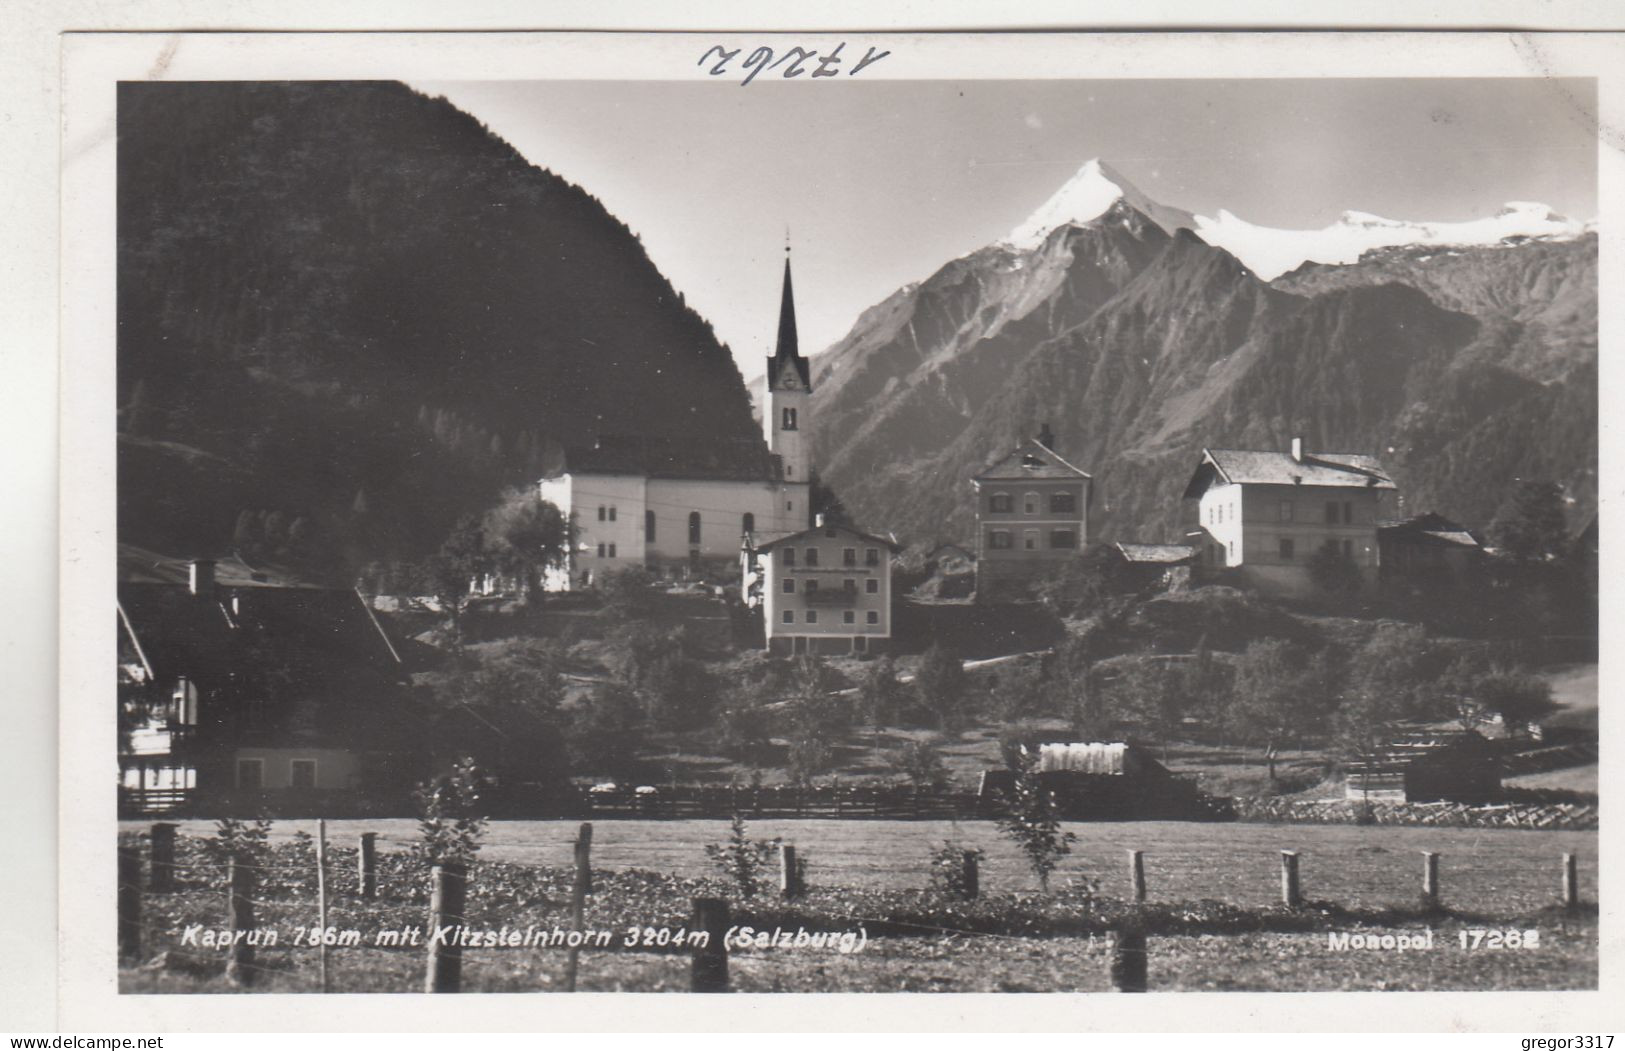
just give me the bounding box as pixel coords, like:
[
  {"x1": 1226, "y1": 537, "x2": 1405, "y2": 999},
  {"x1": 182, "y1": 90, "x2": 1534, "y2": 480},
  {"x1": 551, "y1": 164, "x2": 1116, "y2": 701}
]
[{"x1": 764, "y1": 244, "x2": 812, "y2": 491}]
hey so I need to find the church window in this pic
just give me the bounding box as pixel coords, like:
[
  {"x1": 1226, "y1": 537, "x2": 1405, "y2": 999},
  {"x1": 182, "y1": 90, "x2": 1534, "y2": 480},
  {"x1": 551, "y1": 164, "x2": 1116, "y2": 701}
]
[
  {"x1": 743, "y1": 512, "x2": 755, "y2": 535},
  {"x1": 688, "y1": 512, "x2": 702, "y2": 544},
  {"x1": 782, "y1": 407, "x2": 798, "y2": 430},
  {"x1": 646, "y1": 510, "x2": 656, "y2": 541},
  {"x1": 989, "y1": 493, "x2": 1013, "y2": 513}
]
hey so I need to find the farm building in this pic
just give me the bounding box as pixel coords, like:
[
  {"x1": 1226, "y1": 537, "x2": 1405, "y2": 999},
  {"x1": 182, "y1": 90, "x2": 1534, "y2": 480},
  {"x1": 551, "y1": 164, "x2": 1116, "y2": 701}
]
[
  {"x1": 1342, "y1": 728, "x2": 1502, "y2": 804},
  {"x1": 981, "y1": 741, "x2": 1207, "y2": 819},
  {"x1": 1114, "y1": 542, "x2": 1196, "y2": 591},
  {"x1": 1377, "y1": 512, "x2": 1484, "y2": 589},
  {"x1": 118, "y1": 555, "x2": 424, "y2": 814}
]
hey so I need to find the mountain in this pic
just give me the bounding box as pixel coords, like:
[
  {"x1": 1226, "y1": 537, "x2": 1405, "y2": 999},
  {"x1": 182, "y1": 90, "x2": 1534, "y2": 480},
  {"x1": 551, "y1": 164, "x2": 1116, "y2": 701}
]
[
  {"x1": 808, "y1": 160, "x2": 1596, "y2": 551},
  {"x1": 119, "y1": 81, "x2": 763, "y2": 577}
]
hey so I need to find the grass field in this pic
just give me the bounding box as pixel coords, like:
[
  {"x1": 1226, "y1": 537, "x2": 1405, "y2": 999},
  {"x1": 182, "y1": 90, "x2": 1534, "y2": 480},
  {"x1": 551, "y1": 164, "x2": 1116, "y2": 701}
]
[{"x1": 125, "y1": 818, "x2": 1597, "y2": 914}]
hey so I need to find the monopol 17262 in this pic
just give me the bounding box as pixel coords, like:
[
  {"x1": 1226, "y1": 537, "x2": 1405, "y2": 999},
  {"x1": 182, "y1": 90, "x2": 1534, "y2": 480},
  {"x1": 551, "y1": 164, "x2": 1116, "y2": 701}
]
[{"x1": 1459, "y1": 928, "x2": 1541, "y2": 949}]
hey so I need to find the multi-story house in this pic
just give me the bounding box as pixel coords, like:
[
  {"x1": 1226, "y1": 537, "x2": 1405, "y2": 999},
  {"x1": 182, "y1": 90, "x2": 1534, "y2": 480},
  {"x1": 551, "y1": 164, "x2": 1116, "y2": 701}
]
[
  {"x1": 971, "y1": 425, "x2": 1092, "y2": 599},
  {"x1": 1181, "y1": 437, "x2": 1396, "y2": 596},
  {"x1": 744, "y1": 516, "x2": 899, "y2": 656}
]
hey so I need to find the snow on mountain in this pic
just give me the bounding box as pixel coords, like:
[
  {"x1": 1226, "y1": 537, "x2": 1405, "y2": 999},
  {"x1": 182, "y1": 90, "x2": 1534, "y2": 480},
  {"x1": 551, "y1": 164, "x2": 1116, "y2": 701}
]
[
  {"x1": 1005, "y1": 159, "x2": 1196, "y2": 248},
  {"x1": 1007, "y1": 158, "x2": 1591, "y2": 281},
  {"x1": 1195, "y1": 201, "x2": 1589, "y2": 280}
]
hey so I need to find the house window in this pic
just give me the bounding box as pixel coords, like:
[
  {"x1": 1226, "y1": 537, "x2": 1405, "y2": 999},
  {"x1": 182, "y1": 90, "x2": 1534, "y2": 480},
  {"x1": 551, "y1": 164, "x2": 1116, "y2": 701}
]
[
  {"x1": 597, "y1": 506, "x2": 606, "y2": 521},
  {"x1": 990, "y1": 493, "x2": 1013, "y2": 513},
  {"x1": 782, "y1": 407, "x2": 798, "y2": 430},
  {"x1": 787, "y1": 500, "x2": 793, "y2": 511},
  {"x1": 988, "y1": 530, "x2": 1013, "y2": 550},
  {"x1": 1325, "y1": 501, "x2": 1339, "y2": 524},
  {"x1": 783, "y1": 578, "x2": 796, "y2": 593},
  {"x1": 1024, "y1": 531, "x2": 1038, "y2": 551},
  {"x1": 843, "y1": 578, "x2": 857, "y2": 592},
  {"x1": 866, "y1": 611, "x2": 880, "y2": 625},
  {"x1": 608, "y1": 506, "x2": 617, "y2": 522},
  {"x1": 597, "y1": 543, "x2": 606, "y2": 558},
  {"x1": 607, "y1": 543, "x2": 617, "y2": 558},
  {"x1": 806, "y1": 610, "x2": 818, "y2": 624},
  {"x1": 688, "y1": 512, "x2": 702, "y2": 544},
  {"x1": 1343, "y1": 501, "x2": 1355, "y2": 525},
  {"x1": 805, "y1": 579, "x2": 819, "y2": 593},
  {"x1": 1279, "y1": 500, "x2": 1294, "y2": 522},
  {"x1": 1050, "y1": 492, "x2": 1076, "y2": 514},
  {"x1": 843, "y1": 548, "x2": 856, "y2": 566},
  {"x1": 866, "y1": 579, "x2": 879, "y2": 594},
  {"x1": 290, "y1": 759, "x2": 317, "y2": 791},
  {"x1": 743, "y1": 512, "x2": 755, "y2": 535},
  {"x1": 1050, "y1": 529, "x2": 1077, "y2": 549},
  {"x1": 646, "y1": 510, "x2": 656, "y2": 541},
  {"x1": 782, "y1": 547, "x2": 796, "y2": 567},
  {"x1": 1024, "y1": 493, "x2": 1039, "y2": 514},
  {"x1": 843, "y1": 610, "x2": 856, "y2": 625},
  {"x1": 1228, "y1": 541, "x2": 1236, "y2": 562},
  {"x1": 1279, "y1": 538, "x2": 1295, "y2": 561},
  {"x1": 786, "y1": 465, "x2": 793, "y2": 478},
  {"x1": 1217, "y1": 505, "x2": 1225, "y2": 525},
  {"x1": 805, "y1": 548, "x2": 819, "y2": 567},
  {"x1": 865, "y1": 548, "x2": 880, "y2": 566},
  {"x1": 235, "y1": 758, "x2": 264, "y2": 790},
  {"x1": 782, "y1": 610, "x2": 794, "y2": 624}
]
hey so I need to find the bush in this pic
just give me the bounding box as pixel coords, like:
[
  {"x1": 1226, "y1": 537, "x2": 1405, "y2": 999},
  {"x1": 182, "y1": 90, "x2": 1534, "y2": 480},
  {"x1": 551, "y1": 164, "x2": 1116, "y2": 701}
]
[{"x1": 412, "y1": 757, "x2": 488, "y2": 867}]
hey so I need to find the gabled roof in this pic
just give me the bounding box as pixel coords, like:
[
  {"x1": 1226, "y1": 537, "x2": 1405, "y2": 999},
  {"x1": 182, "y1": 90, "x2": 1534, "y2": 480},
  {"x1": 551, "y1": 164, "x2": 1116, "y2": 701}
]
[
  {"x1": 1378, "y1": 512, "x2": 1483, "y2": 549},
  {"x1": 973, "y1": 438, "x2": 1091, "y2": 482},
  {"x1": 1115, "y1": 542, "x2": 1196, "y2": 564},
  {"x1": 753, "y1": 521, "x2": 901, "y2": 554},
  {"x1": 1183, "y1": 447, "x2": 1395, "y2": 498}
]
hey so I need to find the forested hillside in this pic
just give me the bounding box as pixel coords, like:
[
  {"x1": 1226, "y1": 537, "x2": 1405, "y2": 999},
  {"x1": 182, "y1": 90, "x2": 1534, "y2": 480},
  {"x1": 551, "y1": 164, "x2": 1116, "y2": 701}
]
[{"x1": 118, "y1": 81, "x2": 762, "y2": 579}]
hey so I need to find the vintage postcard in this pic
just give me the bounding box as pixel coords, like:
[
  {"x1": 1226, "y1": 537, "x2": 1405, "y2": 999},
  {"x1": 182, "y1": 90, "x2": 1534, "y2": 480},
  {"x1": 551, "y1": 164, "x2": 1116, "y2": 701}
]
[{"x1": 55, "y1": 28, "x2": 1621, "y2": 1031}]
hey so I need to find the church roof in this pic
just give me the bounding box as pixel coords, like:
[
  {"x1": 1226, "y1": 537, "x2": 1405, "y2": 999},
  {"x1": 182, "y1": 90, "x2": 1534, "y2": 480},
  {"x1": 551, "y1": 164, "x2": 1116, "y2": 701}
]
[
  {"x1": 973, "y1": 438, "x2": 1091, "y2": 481},
  {"x1": 546, "y1": 435, "x2": 782, "y2": 482}
]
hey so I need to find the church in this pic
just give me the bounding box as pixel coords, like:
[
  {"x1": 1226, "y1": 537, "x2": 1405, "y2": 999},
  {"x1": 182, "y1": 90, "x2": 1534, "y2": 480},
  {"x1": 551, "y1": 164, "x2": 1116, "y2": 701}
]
[{"x1": 540, "y1": 250, "x2": 814, "y2": 589}]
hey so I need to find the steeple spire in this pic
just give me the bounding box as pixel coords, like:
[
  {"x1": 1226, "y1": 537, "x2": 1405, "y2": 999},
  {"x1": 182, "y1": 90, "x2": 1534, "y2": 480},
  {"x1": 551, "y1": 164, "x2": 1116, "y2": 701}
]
[{"x1": 775, "y1": 245, "x2": 799, "y2": 361}]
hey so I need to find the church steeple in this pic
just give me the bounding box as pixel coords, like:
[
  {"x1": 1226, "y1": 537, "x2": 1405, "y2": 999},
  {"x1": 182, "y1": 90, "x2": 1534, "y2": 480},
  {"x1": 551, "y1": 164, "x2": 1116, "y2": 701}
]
[{"x1": 766, "y1": 243, "x2": 810, "y2": 392}]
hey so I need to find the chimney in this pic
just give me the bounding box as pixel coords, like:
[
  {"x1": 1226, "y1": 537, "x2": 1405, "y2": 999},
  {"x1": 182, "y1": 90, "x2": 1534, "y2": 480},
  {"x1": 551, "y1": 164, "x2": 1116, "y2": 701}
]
[
  {"x1": 1290, "y1": 437, "x2": 1305, "y2": 463},
  {"x1": 1037, "y1": 423, "x2": 1056, "y2": 451},
  {"x1": 188, "y1": 559, "x2": 216, "y2": 597}
]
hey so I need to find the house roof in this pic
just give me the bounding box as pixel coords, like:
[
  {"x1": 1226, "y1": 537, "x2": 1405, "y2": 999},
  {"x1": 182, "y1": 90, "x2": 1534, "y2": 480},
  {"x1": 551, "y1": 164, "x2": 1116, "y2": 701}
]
[
  {"x1": 1115, "y1": 542, "x2": 1196, "y2": 564},
  {"x1": 973, "y1": 438, "x2": 1092, "y2": 482},
  {"x1": 753, "y1": 521, "x2": 901, "y2": 554},
  {"x1": 1378, "y1": 512, "x2": 1483, "y2": 549},
  {"x1": 1183, "y1": 447, "x2": 1395, "y2": 498}
]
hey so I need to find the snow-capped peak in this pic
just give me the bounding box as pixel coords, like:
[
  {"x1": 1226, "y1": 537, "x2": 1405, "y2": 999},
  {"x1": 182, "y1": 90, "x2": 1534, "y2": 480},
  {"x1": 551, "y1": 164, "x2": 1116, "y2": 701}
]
[
  {"x1": 1005, "y1": 159, "x2": 1197, "y2": 250},
  {"x1": 1193, "y1": 201, "x2": 1589, "y2": 280}
]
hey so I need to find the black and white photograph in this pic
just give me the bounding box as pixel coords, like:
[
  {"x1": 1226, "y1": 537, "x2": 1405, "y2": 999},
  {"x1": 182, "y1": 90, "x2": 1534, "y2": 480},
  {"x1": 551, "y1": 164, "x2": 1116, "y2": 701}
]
[{"x1": 39, "y1": 24, "x2": 1624, "y2": 1032}]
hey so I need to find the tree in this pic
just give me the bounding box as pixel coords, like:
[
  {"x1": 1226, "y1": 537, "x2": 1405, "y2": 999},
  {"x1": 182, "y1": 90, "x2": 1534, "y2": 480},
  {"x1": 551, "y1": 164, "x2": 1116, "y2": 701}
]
[
  {"x1": 913, "y1": 643, "x2": 968, "y2": 730},
  {"x1": 607, "y1": 624, "x2": 712, "y2": 730},
  {"x1": 424, "y1": 643, "x2": 570, "y2": 783},
  {"x1": 888, "y1": 738, "x2": 949, "y2": 790},
  {"x1": 600, "y1": 565, "x2": 659, "y2": 622},
  {"x1": 1226, "y1": 638, "x2": 1328, "y2": 781},
  {"x1": 783, "y1": 657, "x2": 848, "y2": 783},
  {"x1": 807, "y1": 469, "x2": 850, "y2": 528},
  {"x1": 567, "y1": 683, "x2": 646, "y2": 781},
  {"x1": 1490, "y1": 480, "x2": 1568, "y2": 563},
  {"x1": 1103, "y1": 659, "x2": 1184, "y2": 759},
  {"x1": 424, "y1": 513, "x2": 490, "y2": 642},
  {"x1": 1036, "y1": 544, "x2": 1141, "y2": 617},
  {"x1": 858, "y1": 653, "x2": 907, "y2": 732},
  {"x1": 1475, "y1": 669, "x2": 1559, "y2": 737},
  {"x1": 482, "y1": 487, "x2": 573, "y2": 604},
  {"x1": 997, "y1": 750, "x2": 1077, "y2": 892}
]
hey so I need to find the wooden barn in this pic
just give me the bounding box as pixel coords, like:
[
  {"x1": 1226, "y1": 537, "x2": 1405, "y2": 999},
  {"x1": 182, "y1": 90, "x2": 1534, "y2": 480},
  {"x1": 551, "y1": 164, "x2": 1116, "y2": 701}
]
[
  {"x1": 980, "y1": 741, "x2": 1206, "y2": 819},
  {"x1": 1343, "y1": 728, "x2": 1502, "y2": 804}
]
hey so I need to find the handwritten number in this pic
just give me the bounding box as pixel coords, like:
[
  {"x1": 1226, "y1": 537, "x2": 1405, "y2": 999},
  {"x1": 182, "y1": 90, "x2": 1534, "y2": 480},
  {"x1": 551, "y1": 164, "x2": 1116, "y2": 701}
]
[
  {"x1": 851, "y1": 47, "x2": 891, "y2": 75},
  {"x1": 699, "y1": 41, "x2": 889, "y2": 84},
  {"x1": 697, "y1": 45, "x2": 739, "y2": 75},
  {"x1": 771, "y1": 47, "x2": 816, "y2": 78}
]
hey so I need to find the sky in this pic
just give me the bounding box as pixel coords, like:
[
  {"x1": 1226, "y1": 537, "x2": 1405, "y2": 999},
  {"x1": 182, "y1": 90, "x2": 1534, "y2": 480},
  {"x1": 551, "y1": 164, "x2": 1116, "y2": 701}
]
[{"x1": 416, "y1": 78, "x2": 1597, "y2": 379}]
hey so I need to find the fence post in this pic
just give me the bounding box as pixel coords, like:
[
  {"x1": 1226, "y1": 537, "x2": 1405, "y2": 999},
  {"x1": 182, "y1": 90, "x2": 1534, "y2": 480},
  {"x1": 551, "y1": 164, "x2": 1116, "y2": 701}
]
[
  {"x1": 690, "y1": 897, "x2": 731, "y2": 992},
  {"x1": 315, "y1": 819, "x2": 330, "y2": 994},
  {"x1": 779, "y1": 843, "x2": 799, "y2": 899},
  {"x1": 1108, "y1": 926, "x2": 1147, "y2": 992},
  {"x1": 425, "y1": 862, "x2": 468, "y2": 993},
  {"x1": 563, "y1": 822, "x2": 593, "y2": 992},
  {"x1": 148, "y1": 822, "x2": 178, "y2": 892},
  {"x1": 225, "y1": 856, "x2": 256, "y2": 987},
  {"x1": 1280, "y1": 851, "x2": 1301, "y2": 908},
  {"x1": 961, "y1": 850, "x2": 980, "y2": 901},
  {"x1": 117, "y1": 845, "x2": 142, "y2": 963},
  {"x1": 358, "y1": 832, "x2": 377, "y2": 900},
  {"x1": 1128, "y1": 849, "x2": 1146, "y2": 904},
  {"x1": 1421, "y1": 851, "x2": 1440, "y2": 909},
  {"x1": 1562, "y1": 853, "x2": 1580, "y2": 912}
]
